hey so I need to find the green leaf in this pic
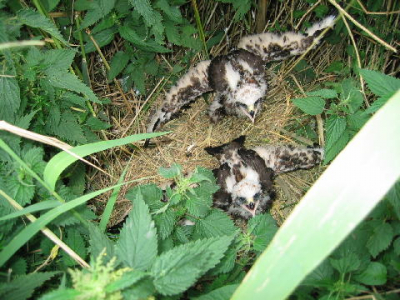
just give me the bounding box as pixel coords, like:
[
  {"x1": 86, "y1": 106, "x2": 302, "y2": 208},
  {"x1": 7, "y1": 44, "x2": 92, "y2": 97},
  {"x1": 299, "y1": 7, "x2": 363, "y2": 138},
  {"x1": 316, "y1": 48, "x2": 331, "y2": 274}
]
[
  {"x1": 324, "y1": 129, "x2": 350, "y2": 164},
  {"x1": 248, "y1": 214, "x2": 278, "y2": 252},
  {"x1": 119, "y1": 25, "x2": 171, "y2": 53},
  {"x1": 193, "y1": 284, "x2": 239, "y2": 300},
  {"x1": 347, "y1": 111, "x2": 369, "y2": 131},
  {"x1": 126, "y1": 183, "x2": 164, "y2": 211},
  {"x1": 324, "y1": 115, "x2": 349, "y2": 163},
  {"x1": 44, "y1": 132, "x2": 167, "y2": 191},
  {"x1": 393, "y1": 237, "x2": 400, "y2": 255},
  {"x1": 17, "y1": 9, "x2": 68, "y2": 45},
  {"x1": 292, "y1": 97, "x2": 325, "y2": 115},
  {"x1": 158, "y1": 163, "x2": 182, "y2": 179},
  {"x1": 185, "y1": 189, "x2": 212, "y2": 217},
  {"x1": 128, "y1": 0, "x2": 164, "y2": 40},
  {"x1": 0, "y1": 272, "x2": 58, "y2": 300},
  {"x1": 154, "y1": 209, "x2": 176, "y2": 240},
  {"x1": 122, "y1": 277, "x2": 155, "y2": 300},
  {"x1": 86, "y1": 117, "x2": 111, "y2": 131},
  {"x1": 0, "y1": 77, "x2": 20, "y2": 118},
  {"x1": 354, "y1": 262, "x2": 387, "y2": 285},
  {"x1": 38, "y1": 289, "x2": 80, "y2": 300},
  {"x1": 231, "y1": 90, "x2": 400, "y2": 300},
  {"x1": 306, "y1": 89, "x2": 337, "y2": 99},
  {"x1": 0, "y1": 183, "x2": 123, "y2": 267},
  {"x1": 365, "y1": 93, "x2": 394, "y2": 115},
  {"x1": 80, "y1": 0, "x2": 116, "y2": 28},
  {"x1": 366, "y1": 222, "x2": 394, "y2": 258},
  {"x1": 41, "y1": 49, "x2": 76, "y2": 71},
  {"x1": 0, "y1": 200, "x2": 60, "y2": 221},
  {"x1": 6, "y1": 176, "x2": 35, "y2": 206},
  {"x1": 190, "y1": 167, "x2": 215, "y2": 184},
  {"x1": 329, "y1": 252, "x2": 360, "y2": 274},
  {"x1": 155, "y1": 0, "x2": 183, "y2": 23},
  {"x1": 116, "y1": 195, "x2": 158, "y2": 271},
  {"x1": 193, "y1": 209, "x2": 237, "y2": 239},
  {"x1": 360, "y1": 69, "x2": 400, "y2": 97},
  {"x1": 108, "y1": 51, "x2": 130, "y2": 81},
  {"x1": 46, "y1": 70, "x2": 100, "y2": 103},
  {"x1": 88, "y1": 223, "x2": 115, "y2": 264},
  {"x1": 386, "y1": 181, "x2": 400, "y2": 220},
  {"x1": 62, "y1": 228, "x2": 87, "y2": 267},
  {"x1": 84, "y1": 28, "x2": 117, "y2": 53},
  {"x1": 151, "y1": 235, "x2": 233, "y2": 295},
  {"x1": 105, "y1": 270, "x2": 146, "y2": 293},
  {"x1": 341, "y1": 79, "x2": 364, "y2": 113},
  {"x1": 9, "y1": 257, "x2": 27, "y2": 275}
]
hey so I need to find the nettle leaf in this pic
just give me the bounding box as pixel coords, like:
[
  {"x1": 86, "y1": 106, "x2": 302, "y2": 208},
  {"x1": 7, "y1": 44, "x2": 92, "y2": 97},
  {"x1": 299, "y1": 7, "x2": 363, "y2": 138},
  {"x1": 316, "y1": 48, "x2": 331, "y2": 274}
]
[
  {"x1": 341, "y1": 79, "x2": 364, "y2": 113},
  {"x1": 151, "y1": 235, "x2": 234, "y2": 296},
  {"x1": 329, "y1": 252, "x2": 360, "y2": 274},
  {"x1": 193, "y1": 209, "x2": 237, "y2": 239},
  {"x1": 88, "y1": 223, "x2": 115, "y2": 264},
  {"x1": 324, "y1": 129, "x2": 350, "y2": 164},
  {"x1": 0, "y1": 272, "x2": 58, "y2": 300},
  {"x1": 0, "y1": 77, "x2": 20, "y2": 119},
  {"x1": 46, "y1": 70, "x2": 100, "y2": 103},
  {"x1": 393, "y1": 237, "x2": 400, "y2": 255},
  {"x1": 116, "y1": 195, "x2": 158, "y2": 271},
  {"x1": 119, "y1": 25, "x2": 171, "y2": 53},
  {"x1": 306, "y1": 89, "x2": 338, "y2": 99},
  {"x1": 105, "y1": 270, "x2": 146, "y2": 293},
  {"x1": 41, "y1": 49, "x2": 76, "y2": 71},
  {"x1": 61, "y1": 228, "x2": 87, "y2": 267},
  {"x1": 193, "y1": 284, "x2": 239, "y2": 300},
  {"x1": 325, "y1": 115, "x2": 347, "y2": 152},
  {"x1": 122, "y1": 277, "x2": 155, "y2": 300},
  {"x1": 158, "y1": 164, "x2": 182, "y2": 179},
  {"x1": 155, "y1": 0, "x2": 183, "y2": 23},
  {"x1": 248, "y1": 214, "x2": 278, "y2": 252},
  {"x1": 23, "y1": 147, "x2": 45, "y2": 175},
  {"x1": 164, "y1": 21, "x2": 181, "y2": 45},
  {"x1": 366, "y1": 222, "x2": 394, "y2": 258},
  {"x1": 190, "y1": 167, "x2": 215, "y2": 184},
  {"x1": 86, "y1": 116, "x2": 111, "y2": 131},
  {"x1": 365, "y1": 93, "x2": 394, "y2": 115},
  {"x1": 354, "y1": 262, "x2": 387, "y2": 286},
  {"x1": 108, "y1": 51, "x2": 130, "y2": 81},
  {"x1": 61, "y1": 92, "x2": 87, "y2": 108},
  {"x1": 49, "y1": 110, "x2": 86, "y2": 144},
  {"x1": 302, "y1": 260, "x2": 334, "y2": 285},
  {"x1": 6, "y1": 176, "x2": 35, "y2": 206},
  {"x1": 9, "y1": 257, "x2": 27, "y2": 275},
  {"x1": 154, "y1": 209, "x2": 176, "y2": 240},
  {"x1": 185, "y1": 188, "x2": 213, "y2": 217},
  {"x1": 292, "y1": 96, "x2": 325, "y2": 115},
  {"x1": 386, "y1": 181, "x2": 400, "y2": 220},
  {"x1": 17, "y1": 9, "x2": 68, "y2": 45},
  {"x1": 174, "y1": 226, "x2": 191, "y2": 244},
  {"x1": 128, "y1": 0, "x2": 164, "y2": 41},
  {"x1": 346, "y1": 111, "x2": 369, "y2": 131},
  {"x1": 126, "y1": 184, "x2": 164, "y2": 212},
  {"x1": 80, "y1": 0, "x2": 116, "y2": 28},
  {"x1": 209, "y1": 243, "x2": 237, "y2": 275},
  {"x1": 360, "y1": 69, "x2": 400, "y2": 98}
]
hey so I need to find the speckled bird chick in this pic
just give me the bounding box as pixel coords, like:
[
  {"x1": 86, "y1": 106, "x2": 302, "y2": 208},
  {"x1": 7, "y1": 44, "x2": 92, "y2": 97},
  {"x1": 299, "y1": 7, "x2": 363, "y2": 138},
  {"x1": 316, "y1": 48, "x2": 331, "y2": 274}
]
[
  {"x1": 147, "y1": 16, "x2": 335, "y2": 134},
  {"x1": 205, "y1": 136, "x2": 323, "y2": 219}
]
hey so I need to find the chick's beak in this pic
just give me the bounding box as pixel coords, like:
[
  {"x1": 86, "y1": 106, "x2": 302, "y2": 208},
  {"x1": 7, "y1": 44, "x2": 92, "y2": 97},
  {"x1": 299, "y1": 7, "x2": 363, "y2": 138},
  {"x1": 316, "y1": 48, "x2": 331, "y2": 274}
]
[
  {"x1": 240, "y1": 197, "x2": 259, "y2": 217},
  {"x1": 240, "y1": 105, "x2": 256, "y2": 123}
]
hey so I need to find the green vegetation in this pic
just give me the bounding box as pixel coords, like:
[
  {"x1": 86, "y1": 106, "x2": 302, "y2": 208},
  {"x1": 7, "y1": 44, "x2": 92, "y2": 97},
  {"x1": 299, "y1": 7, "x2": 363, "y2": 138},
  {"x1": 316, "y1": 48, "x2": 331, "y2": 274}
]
[{"x1": 0, "y1": 0, "x2": 399, "y2": 299}]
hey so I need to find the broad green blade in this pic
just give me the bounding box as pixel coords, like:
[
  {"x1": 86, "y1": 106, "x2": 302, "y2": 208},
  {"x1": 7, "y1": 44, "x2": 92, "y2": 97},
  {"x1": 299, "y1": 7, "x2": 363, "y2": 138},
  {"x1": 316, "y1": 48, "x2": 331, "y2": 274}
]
[
  {"x1": 232, "y1": 90, "x2": 400, "y2": 300},
  {"x1": 0, "y1": 183, "x2": 126, "y2": 267},
  {"x1": 44, "y1": 132, "x2": 168, "y2": 191},
  {"x1": 0, "y1": 199, "x2": 60, "y2": 221}
]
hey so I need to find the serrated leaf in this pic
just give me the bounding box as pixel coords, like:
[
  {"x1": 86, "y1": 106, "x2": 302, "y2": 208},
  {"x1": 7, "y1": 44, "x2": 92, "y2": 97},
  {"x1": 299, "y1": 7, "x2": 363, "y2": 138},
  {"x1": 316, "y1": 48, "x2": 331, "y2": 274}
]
[
  {"x1": 86, "y1": 117, "x2": 111, "y2": 130},
  {"x1": 385, "y1": 180, "x2": 400, "y2": 219},
  {"x1": 41, "y1": 49, "x2": 76, "y2": 71},
  {"x1": 302, "y1": 260, "x2": 334, "y2": 285},
  {"x1": 119, "y1": 25, "x2": 171, "y2": 53},
  {"x1": 80, "y1": 0, "x2": 116, "y2": 28},
  {"x1": 174, "y1": 226, "x2": 190, "y2": 244},
  {"x1": 17, "y1": 9, "x2": 68, "y2": 45},
  {"x1": 325, "y1": 115, "x2": 347, "y2": 149},
  {"x1": 393, "y1": 237, "x2": 400, "y2": 255},
  {"x1": 341, "y1": 79, "x2": 364, "y2": 113},
  {"x1": 324, "y1": 129, "x2": 350, "y2": 164},
  {"x1": 186, "y1": 189, "x2": 212, "y2": 217},
  {"x1": 366, "y1": 222, "x2": 394, "y2": 258},
  {"x1": 193, "y1": 284, "x2": 238, "y2": 300},
  {"x1": 164, "y1": 21, "x2": 181, "y2": 45},
  {"x1": 151, "y1": 235, "x2": 233, "y2": 295},
  {"x1": 347, "y1": 111, "x2": 369, "y2": 131},
  {"x1": 329, "y1": 252, "x2": 360, "y2": 274},
  {"x1": 1, "y1": 272, "x2": 58, "y2": 300},
  {"x1": 41, "y1": 0, "x2": 61, "y2": 12},
  {"x1": 193, "y1": 210, "x2": 236, "y2": 239},
  {"x1": 354, "y1": 262, "x2": 387, "y2": 285},
  {"x1": 154, "y1": 209, "x2": 176, "y2": 240},
  {"x1": 116, "y1": 195, "x2": 158, "y2": 271},
  {"x1": 23, "y1": 147, "x2": 45, "y2": 175},
  {"x1": 158, "y1": 164, "x2": 182, "y2": 179},
  {"x1": 9, "y1": 257, "x2": 27, "y2": 275},
  {"x1": 38, "y1": 289, "x2": 80, "y2": 300},
  {"x1": 248, "y1": 214, "x2": 278, "y2": 252},
  {"x1": 155, "y1": 0, "x2": 183, "y2": 23},
  {"x1": 190, "y1": 167, "x2": 215, "y2": 184},
  {"x1": 306, "y1": 89, "x2": 337, "y2": 99},
  {"x1": 46, "y1": 70, "x2": 100, "y2": 103},
  {"x1": 50, "y1": 110, "x2": 86, "y2": 144},
  {"x1": 292, "y1": 96, "x2": 325, "y2": 115},
  {"x1": 128, "y1": 0, "x2": 164, "y2": 40},
  {"x1": 88, "y1": 223, "x2": 115, "y2": 264},
  {"x1": 62, "y1": 228, "x2": 87, "y2": 267},
  {"x1": 0, "y1": 77, "x2": 20, "y2": 118},
  {"x1": 365, "y1": 93, "x2": 394, "y2": 115},
  {"x1": 126, "y1": 184, "x2": 164, "y2": 211},
  {"x1": 360, "y1": 69, "x2": 400, "y2": 97},
  {"x1": 6, "y1": 176, "x2": 35, "y2": 206},
  {"x1": 61, "y1": 92, "x2": 87, "y2": 108},
  {"x1": 122, "y1": 277, "x2": 155, "y2": 300},
  {"x1": 105, "y1": 270, "x2": 146, "y2": 293},
  {"x1": 108, "y1": 51, "x2": 130, "y2": 81}
]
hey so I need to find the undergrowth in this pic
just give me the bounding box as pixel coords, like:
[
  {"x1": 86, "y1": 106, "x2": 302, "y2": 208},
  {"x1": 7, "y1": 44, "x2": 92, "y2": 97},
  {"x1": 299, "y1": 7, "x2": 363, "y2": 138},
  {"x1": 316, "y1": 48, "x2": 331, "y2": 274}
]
[{"x1": 0, "y1": 0, "x2": 399, "y2": 299}]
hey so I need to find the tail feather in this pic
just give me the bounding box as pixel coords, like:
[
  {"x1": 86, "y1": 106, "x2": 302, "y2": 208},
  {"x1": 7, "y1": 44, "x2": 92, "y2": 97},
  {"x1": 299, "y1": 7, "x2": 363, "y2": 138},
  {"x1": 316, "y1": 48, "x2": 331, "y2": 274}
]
[
  {"x1": 237, "y1": 15, "x2": 336, "y2": 62},
  {"x1": 146, "y1": 60, "x2": 212, "y2": 133}
]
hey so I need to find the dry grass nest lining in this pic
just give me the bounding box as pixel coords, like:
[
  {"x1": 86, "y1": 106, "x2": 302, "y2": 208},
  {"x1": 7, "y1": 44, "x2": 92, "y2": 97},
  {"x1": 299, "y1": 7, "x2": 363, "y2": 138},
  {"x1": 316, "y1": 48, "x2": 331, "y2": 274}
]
[{"x1": 91, "y1": 61, "x2": 330, "y2": 227}]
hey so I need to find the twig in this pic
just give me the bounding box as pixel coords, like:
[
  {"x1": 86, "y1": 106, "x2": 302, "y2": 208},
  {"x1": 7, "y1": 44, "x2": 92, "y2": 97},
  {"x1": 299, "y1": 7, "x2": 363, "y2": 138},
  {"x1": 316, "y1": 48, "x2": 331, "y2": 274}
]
[
  {"x1": 0, "y1": 40, "x2": 45, "y2": 50},
  {"x1": 340, "y1": 12, "x2": 369, "y2": 107},
  {"x1": 294, "y1": 0, "x2": 323, "y2": 30},
  {"x1": 1, "y1": 190, "x2": 89, "y2": 269},
  {"x1": 355, "y1": 0, "x2": 400, "y2": 15},
  {"x1": 328, "y1": 0, "x2": 398, "y2": 53}
]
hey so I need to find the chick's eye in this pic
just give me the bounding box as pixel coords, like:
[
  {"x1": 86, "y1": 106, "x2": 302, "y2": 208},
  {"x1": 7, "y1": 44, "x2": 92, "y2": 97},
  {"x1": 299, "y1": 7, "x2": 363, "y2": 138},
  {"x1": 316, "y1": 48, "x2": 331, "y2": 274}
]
[
  {"x1": 236, "y1": 103, "x2": 247, "y2": 108},
  {"x1": 237, "y1": 197, "x2": 246, "y2": 204},
  {"x1": 254, "y1": 192, "x2": 261, "y2": 200}
]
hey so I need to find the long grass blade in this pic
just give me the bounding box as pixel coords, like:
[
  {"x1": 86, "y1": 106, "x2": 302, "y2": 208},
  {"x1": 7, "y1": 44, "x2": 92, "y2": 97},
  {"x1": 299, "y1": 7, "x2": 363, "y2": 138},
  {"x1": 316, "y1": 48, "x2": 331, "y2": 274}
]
[
  {"x1": 232, "y1": 90, "x2": 400, "y2": 299},
  {"x1": 0, "y1": 181, "x2": 133, "y2": 268},
  {"x1": 0, "y1": 199, "x2": 60, "y2": 221},
  {"x1": 43, "y1": 132, "x2": 168, "y2": 191}
]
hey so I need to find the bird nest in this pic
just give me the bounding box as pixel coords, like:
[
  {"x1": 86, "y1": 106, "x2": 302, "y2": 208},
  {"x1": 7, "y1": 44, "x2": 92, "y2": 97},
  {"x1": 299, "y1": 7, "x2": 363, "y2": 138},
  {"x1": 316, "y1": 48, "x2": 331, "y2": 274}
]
[{"x1": 90, "y1": 59, "x2": 330, "y2": 227}]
